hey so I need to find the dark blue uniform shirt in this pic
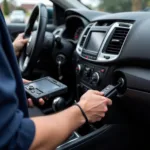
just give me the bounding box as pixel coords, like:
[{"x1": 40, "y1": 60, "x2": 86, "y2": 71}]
[{"x1": 0, "y1": 10, "x2": 35, "y2": 149}]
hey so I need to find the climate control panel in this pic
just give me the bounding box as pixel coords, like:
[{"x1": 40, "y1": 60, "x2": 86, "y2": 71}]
[{"x1": 76, "y1": 63, "x2": 107, "y2": 87}]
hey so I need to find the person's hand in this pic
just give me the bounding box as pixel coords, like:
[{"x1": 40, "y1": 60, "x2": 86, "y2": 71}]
[
  {"x1": 78, "y1": 90, "x2": 112, "y2": 123},
  {"x1": 23, "y1": 79, "x2": 45, "y2": 107},
  {"x1": 13, "y1": 33, "x2": 28, "y2": 57}
]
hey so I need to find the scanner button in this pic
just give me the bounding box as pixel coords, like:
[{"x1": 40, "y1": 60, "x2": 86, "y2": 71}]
[
  {"x1": 28, "y1": 86, "x2": 34, "y2": 90},
  {"x1": 35, "y1": 89, "x2": 43, "y2": 95}
]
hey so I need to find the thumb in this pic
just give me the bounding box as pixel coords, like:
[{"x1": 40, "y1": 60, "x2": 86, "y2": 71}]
[
  {"x1": 94, "y1": 91, "x2": 104, "y2": 96},
  {"x1": 23, "y1": 79, "x2": 31, "y2": 84},
  {"x1": 22, "y1": 39, "x2": 28, "y2": 44}
]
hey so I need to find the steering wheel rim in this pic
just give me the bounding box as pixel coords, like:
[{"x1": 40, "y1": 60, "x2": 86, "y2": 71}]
[{"x1": 19, "y1": 3, "x2": 48, "y2": 75}]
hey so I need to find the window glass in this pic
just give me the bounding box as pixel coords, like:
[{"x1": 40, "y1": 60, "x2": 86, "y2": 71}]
[
  {"x1": 80, "y1": 0, "x2": 150, "y2": 13},
  {"x1": 0, "y1": 0, "x2": 53, "y2": 24}
]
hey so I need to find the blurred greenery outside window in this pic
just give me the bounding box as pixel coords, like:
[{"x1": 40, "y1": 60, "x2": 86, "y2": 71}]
[{"x1": 80, "y1": 0, "x2": 150, "y2": 12}]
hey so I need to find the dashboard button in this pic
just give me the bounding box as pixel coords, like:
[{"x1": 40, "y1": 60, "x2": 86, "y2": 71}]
[
  {"x1": 104, "y1": 56, "x2": 110, "y2": 59},
  {"x1": 92, "y1": 56, "x2": 95, "y2": 59},
  {"x1": 76, "y1": 64, "x2": 83, "y2": 75}
]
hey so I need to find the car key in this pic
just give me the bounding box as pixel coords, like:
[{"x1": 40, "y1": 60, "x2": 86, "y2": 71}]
[
  {"x1": 58, "y1": 61, "x2": 63, "y2": 80},
  {"x1": 101, "y1": 79, "x2": 124, "y2": 98},
  {"x1": 101, "y1": 85, "x2": 118, "y2": 98}
]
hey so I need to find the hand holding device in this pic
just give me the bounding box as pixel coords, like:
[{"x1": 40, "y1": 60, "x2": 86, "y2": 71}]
[{"x1": 24, "y1": 77, "x2": 68, "y2": 106}]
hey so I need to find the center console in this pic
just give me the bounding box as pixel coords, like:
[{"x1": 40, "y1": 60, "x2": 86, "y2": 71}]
[
  {"x1": 55, "y1": 22, "x2": 133, "y2": 149},
  {"x1": 55, "y1": 21, "x2": 132, "y2": 150},
  {"x1": 75, "y1": 21, "x2": 132, "y2": 99},
  {"x1": 76, "y1": 61, "x2": 109, "y2": 101}
]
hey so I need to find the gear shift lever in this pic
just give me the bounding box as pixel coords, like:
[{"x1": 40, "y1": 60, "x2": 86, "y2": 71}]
[{"x1": 52, "y1": 97, "x2": 66, "y2": 112}]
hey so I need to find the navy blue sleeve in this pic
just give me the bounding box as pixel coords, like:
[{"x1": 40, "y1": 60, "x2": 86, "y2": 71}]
[{"x1": 0, "y1": 10, "x2": 35, "y2": 149}]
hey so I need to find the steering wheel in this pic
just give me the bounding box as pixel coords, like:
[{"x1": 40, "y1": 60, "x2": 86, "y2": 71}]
[{"x1": 19, "y1": 3, "x2": 48, "y2": 75}]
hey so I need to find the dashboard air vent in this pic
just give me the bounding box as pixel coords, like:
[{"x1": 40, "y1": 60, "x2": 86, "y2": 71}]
[
  {"x1": 80, "y1": 36, "x2": 86, "y2": 47},
  {"x1": 79, "y1": 26, "x2": 91, "y2": 47},
  {"x1": 105, "y1": 27, "x2": 129, "y2": 55}
]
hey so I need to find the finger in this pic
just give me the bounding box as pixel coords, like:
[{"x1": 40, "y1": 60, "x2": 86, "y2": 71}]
[
  {"x1": 91, "y1": 94, "x2": 108, "y2": 102},
  {"x1": 101, "y1": 106, "x2": 108, "y2": 112},
  {"x1": 18, "y1": 33, "x2": 24, "y2": 38},
  {"x1": 105, "y1": 98, "x2": 112, "y2": 106},
  {"x1": 95, "y1": 116, "x2": 102, "y2": 122},
  {"x1": 99, "y1": 97, "x2": 112, "y2": 106},
  {"x1": 20, "y1": 33, "x2": 24, "y2": 37},
  {"x1": 97, "y1": 117, "x2": 102, "y2": 122},
  {"x1": 39, "y1": 98, "x2": 45, "y2": 106},
  {"x1": 93, "y1": 91, "x2": 104, "y2": 96},
  {"x1": 28, "y1": 98, "x2": 34, "y2": 107},
  {"x1": 23, "y1": 79, "x2": 31, "y2": 84},
  {"x1": 22, "y1": 39, "x2": 28, "y2": 44},
  {"x1": 100, "y1": 113, "x2": 105, "y2": 118}
]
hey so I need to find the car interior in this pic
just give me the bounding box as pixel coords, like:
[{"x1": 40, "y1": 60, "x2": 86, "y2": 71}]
[{"x1": 6, "y1": 0, "x2": 150, "y2": 149}]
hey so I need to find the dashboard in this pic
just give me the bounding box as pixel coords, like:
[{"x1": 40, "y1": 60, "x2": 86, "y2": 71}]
[
  {"x1": 55, "y1": 9, "x2": 150, "y2": 123},
  {"x1": 62, "y1": 15, "x2": 88, "y2": 42}
]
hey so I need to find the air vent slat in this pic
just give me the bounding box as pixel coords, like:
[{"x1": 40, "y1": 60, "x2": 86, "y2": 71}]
[
  {"x1": 79, "y1": 24, "x2": 92, "y2": 47},
  {"x1": 108, "y1": 44, "x2": 122, "y2": 48},
  {"x1": 84, "y1": 28, "x2": 90, "y2": 36},
  {"x1": 106, "y1": 49, "x2": 119, "y2": 54},
  {"x1": 114, "y1": 33, "x2": 127, "y2": 36},
  {"x1": 105, "y1": 27, "x2": 129, "y2": 55},
  {"x1": 80, "y1": 37, "x2": 86, "y2": 47},
  {"x1": 107, "y1": 47, "x2": 122, "y2": 51},
  {"x1": 113, "y1": 35, "x2": 126, "y2": 39}
]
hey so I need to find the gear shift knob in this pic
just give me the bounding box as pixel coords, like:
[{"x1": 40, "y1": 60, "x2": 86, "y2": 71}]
[{"x1": 52, "y1": 97, "x2": 66, "y2": 112}]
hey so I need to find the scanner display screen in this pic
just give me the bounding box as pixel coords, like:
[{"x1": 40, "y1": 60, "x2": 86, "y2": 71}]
[{"x1": 29, "y1": 79, "x2": 59, "y2": 93}]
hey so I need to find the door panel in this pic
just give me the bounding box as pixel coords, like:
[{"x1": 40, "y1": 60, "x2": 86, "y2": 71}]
[
  {"x1": 7, "y1": 23, "x2": 26, "y2": 41},
  {"x1": 7, "y1": 23, "x2": 56, "y2": 41}
]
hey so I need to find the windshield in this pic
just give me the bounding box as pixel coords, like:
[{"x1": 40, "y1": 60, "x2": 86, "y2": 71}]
[
  {"x1": 80, "y1": 0, "x2": 150, "y2": 12},
  {"x1": 12, "y1": 11, "x2": 24, "y2": 15}
]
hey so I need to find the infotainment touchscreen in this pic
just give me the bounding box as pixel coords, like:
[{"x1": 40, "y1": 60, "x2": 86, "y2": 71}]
[{"x1": 85, "y1": 32, "x2": 105, "y2": 52}]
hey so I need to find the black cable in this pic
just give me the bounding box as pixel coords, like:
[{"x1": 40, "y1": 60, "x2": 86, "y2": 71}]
[{"x1": 75, "y1": 103, "x2": 89, "y2": 125}]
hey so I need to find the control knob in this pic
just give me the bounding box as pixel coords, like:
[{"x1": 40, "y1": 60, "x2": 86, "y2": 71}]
[
  {"x1": 76, "y1": 64, "x2": 83, "y2": 75},
  {"x1": 91, "y1": 72, "x2": 101, "y2": 85},
  {"x1": 83, "y1": 67, "x2": 91, "y2": 78}
]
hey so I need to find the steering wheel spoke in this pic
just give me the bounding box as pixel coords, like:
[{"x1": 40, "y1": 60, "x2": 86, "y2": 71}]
[{"x1": 23, "y1": 56, "x2": 30, "y2": 70}]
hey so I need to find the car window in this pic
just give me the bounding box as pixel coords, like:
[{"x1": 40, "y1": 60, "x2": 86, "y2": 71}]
[
  {"x1": 80, "y1": 0, "x2": 150, "y2": 12},
  {"x1": 0, "y1": 0, "x2": 53, "y2": 24}
]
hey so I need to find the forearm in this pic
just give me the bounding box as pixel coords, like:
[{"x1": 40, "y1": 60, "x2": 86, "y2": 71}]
[{"x1": 30, "y1": 105, "x2": 85, "y2": 150}]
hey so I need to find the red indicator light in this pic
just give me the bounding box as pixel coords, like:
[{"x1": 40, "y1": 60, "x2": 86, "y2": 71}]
[{"x1": 100, "y1": 69, "x2": 105, "y2": 73}]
